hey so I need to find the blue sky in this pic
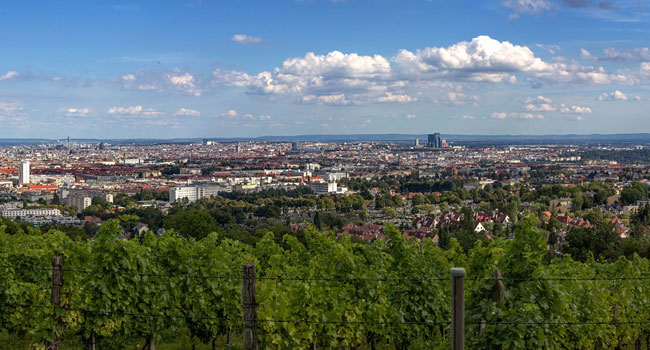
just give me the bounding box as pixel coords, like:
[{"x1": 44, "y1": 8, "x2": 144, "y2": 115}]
[{"x1": 1, "y1": 0, "x2": 650, "y2": 138}]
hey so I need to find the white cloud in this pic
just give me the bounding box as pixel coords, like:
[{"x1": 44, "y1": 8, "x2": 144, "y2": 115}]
[
  {"x1": 460, "y1": 115, "x2": 475, "y2": 120},
  {"x1": 0, "y1": 102, "x2": 22, "y2": 114},
  {"x1": 118, "y1": 68, "x2": 202, "y2": 96},
  {"x1": 231, "y1": 34, "x2": 263, "y2": 44},
  {"x1": 214, "y1": 50, "x2": 392, "y2": 100},
  {"x1": 524, "y1": 103, "x2": 556, "y2": 111},
  {"x1": 441, "y1": 91, "x2": 481, "y2": 106},
  {"x1": 491, "y1": 111, "x2": 543, "y2": 119},
  {"x1": 212, "y1": 69, "x2": 253, "y2": 87},
  {"x1": 0, "y1": 71, "x2": 19, "y2": 81},
  {"x1": 491, "y1": 112, "x2": 509, "y2": 119},
  {"x1": 580, "y1": 48, "x2": 596, "y2": 60},
  {"x1": 174, "y1": 108, "x2": 201, "y2": 116},
  {"x1": 406, "y1": 114, "x2": 417, "y2": 119},
  {"x1": 582, "y1": 47, "x2": 650, "y2": 62},
  {"x1": 597, "y1": 90, "x2": 640, "y2": 101},
  {"x1": 502, "y1": 0, "x2": 556, "y2": 19},
  {"x1": 377, "y1": 92, "x2": 417, "y2": 103},
  {"x1": 168, "y1": 71, "x2": 201, "y2": 96},
  {"x1": 219, "y1": 109, "x2": 271, "y2": 121},
  {"x1": 107, "y1": 105, "x2": 162, "y2": 116},
  {"x1": 559, "y1": 104, "x2": 592, "y2": 114},
  {"x1": 0, "y1": 101, "x2": 28, "y2": 125},
  {"x1": 302, "y1": 93, "x2": 351, "y2": 105},
  {"x1": 212, "y1": 35, "x2": 632, "y2": 105},
  {"x1": 641, "y1": 62, "x2": 650, "y2": 75},
  {"x1": 395, "y1": 35, "x2": 548, "y2": 82},
  {"x1": 58, "y1": 107, "x2": 92, "y2": 117},
  {"x1": 221, "y1": 109, "x2": 238, "y2": 118},
  {"x1": 535, "y1": 44, "x2": 561, "y2": 54},
  {"x1": 525, "y1": 95, "x2": 553, "y2": 104},
  {"x1": 517, "y1": 112, "x2": 544, "y2": 119}
]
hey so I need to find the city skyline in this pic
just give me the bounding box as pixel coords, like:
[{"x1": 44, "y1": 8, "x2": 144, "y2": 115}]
[{"x1": 1, "y1": 0, "x2": 650, "y2": 138}]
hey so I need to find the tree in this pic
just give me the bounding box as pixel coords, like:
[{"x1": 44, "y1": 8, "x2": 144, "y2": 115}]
[
  {"x1": 92, "y1": 196, "x2": 112, "y2": 209},
  {"x1": 317, "y1": 197, "x2": 335, "y2": 210},
  {"x1": 564, "y1": 223, "x2": 621, "y2": 261},
  {"x1": 621, "y1": 182, "x2": 648, "y2": 205},
  {"x1": 163, "y1": 209, "x2": 218, "y2": 240}
]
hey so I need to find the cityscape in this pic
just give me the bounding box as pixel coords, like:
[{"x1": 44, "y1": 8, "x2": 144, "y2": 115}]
[
  {"x1": 2, "y1": 133, "x2": 650, "y2": 348},
  {"x1": 4, "y1": 0, "x2": 650, "y2": 349}
]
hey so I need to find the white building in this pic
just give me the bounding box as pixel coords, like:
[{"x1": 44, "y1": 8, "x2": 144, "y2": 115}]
[
  {"x1": 170, "y1": 186, "x2": 199, "y2": 203},
  {"x1": 324, "y1": 172, "x2": 348, "y2": 182},
  {"x1": 308, "y1": 181, "x2": 338, "y2": 194},
  {"x1": 19, "y1": 161, "x2": 30, "y2": 184},
  {"x1": 170, "y1": 185, "x2": 226, "y2": 203},
  {"x1": 1, "y1": 208, "x2": 61, "y2": 218}
]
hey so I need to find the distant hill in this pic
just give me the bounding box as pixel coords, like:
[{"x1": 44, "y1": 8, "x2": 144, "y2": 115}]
[{"x1": 1, "y1": 133, "x2": 650, "y2": 146}]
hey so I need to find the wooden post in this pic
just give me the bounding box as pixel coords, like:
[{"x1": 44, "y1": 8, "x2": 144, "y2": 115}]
[
  {"x1": 50, "y1": 255, "x2": 63, "y2": 350},
  {"x1": 493, "y1": 269, "x2": 505, "y2": 303},
  {"x1": 451, "y1": 268, "x2": 465, "y2": 350},
  {"x1": 242, "y1": 264, "x2": 258, "y2": 350}
]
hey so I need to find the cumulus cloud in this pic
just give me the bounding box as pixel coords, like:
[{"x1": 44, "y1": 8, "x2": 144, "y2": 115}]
[
  {"x1": 438, "y1": 91, "x2": 481, "y2": 106},
  {"x1": 460, "y1": 115, "x2": 475, "y2": 120},
  {"x1": 221, "y1": 109, "x2": 238, "y2": 118},
  {"x1": 524, "y1": 103, "x2": 556, "y2": 111},
  {"x1": 597, "y1": 90, "x2": 640, "y2": 101},
  {"x1": 231, "y1": 34, "x2": 263, "y2": 44},
  {"x1": 641, "y1": 62, "x2": 650, "y2": 75},
  {"x1": 406, "y1": 114, "x2": 417, "y2": 119},
  {"x1": 107, "y1": 105, "x2": 162, "y2": 116},
  {"x1": 213, "y1": 50, "x2": 393, "y2": 101},
  {"x1": 526, "y1": 95, "x2": 553, "y2": 104},
  {"x1": 491, "y1": 111, "x2": 544, "y2": 119},
  {"x1": 394, "y1": 35, "x2": 548, "y2": 82},
  {"x1": 377, "y1": 92, "x2": 417, "y2": 103},
  {"x1": 219, "y1": 109, "x2": 271, "y2": 121},
  {"x1": 302, "y1": 94, "x2": 351, "y2": 106},
  {"x1": 211, "y1": 35, "x2": 632, "y2": 105},
  {"x1": 58, "y1": 107, "x2": 93, "y2": 117},
  {"x1": 397, "y1": 36, "x2": 629, "y2": 86},
  {"x1": 174, "y1": 108, "x2": 201, "y2": 116},
  {"x1": 535, "y1": 44, "x2": 561, "y2": 54},
  {"x1": 491, "y1": 112, "x2": 509, "y2": 119},
  {"x1": 524, "y1": 96, "x2": 556, "y2": 111},
  {"x1": 0, "y1": 71, "x2": 19, "y2": 81},
  {"x1": 559, "y1": 104, "x2": 592, "y2": 114},
  {"x1": 0, "y1": 101, "x2": 28, "y2": 125},
  {"x1": 581, "y1": 47, "x2": 650, "y2": 61},
  {"x1": 118, "y1": 68, "x2": 202, "y2": 96},
  {"x1": 502, "y1": 0, "x2": 556, "y2": 19}
]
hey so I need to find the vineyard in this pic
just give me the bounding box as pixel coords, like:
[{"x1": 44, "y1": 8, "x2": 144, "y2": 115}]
[{"x1": 3, "y1": 218, "x2": 650, "y2": 349}]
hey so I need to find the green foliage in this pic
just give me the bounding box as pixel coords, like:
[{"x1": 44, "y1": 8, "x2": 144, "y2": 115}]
[
  {"x1": 565, "y1": 223, "x2": 621, "y2": 262},
  {"x1": 163, "y1": 210, "x2": 217, "y2": 240},
  {"x1": 3, "y1": 219, "x2": 650, "y2": 349}
]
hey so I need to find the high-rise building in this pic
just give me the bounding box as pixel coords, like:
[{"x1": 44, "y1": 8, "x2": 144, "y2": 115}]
[
  {"x1": 19, "y1": 161, "x2": 30, "y2": 184},
  {"x1": 427, "y1": 133, "x2": 442, "y2": 148},
  {"x1": 67, "y1": 196, "x2": 93, "y2": 213}
]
